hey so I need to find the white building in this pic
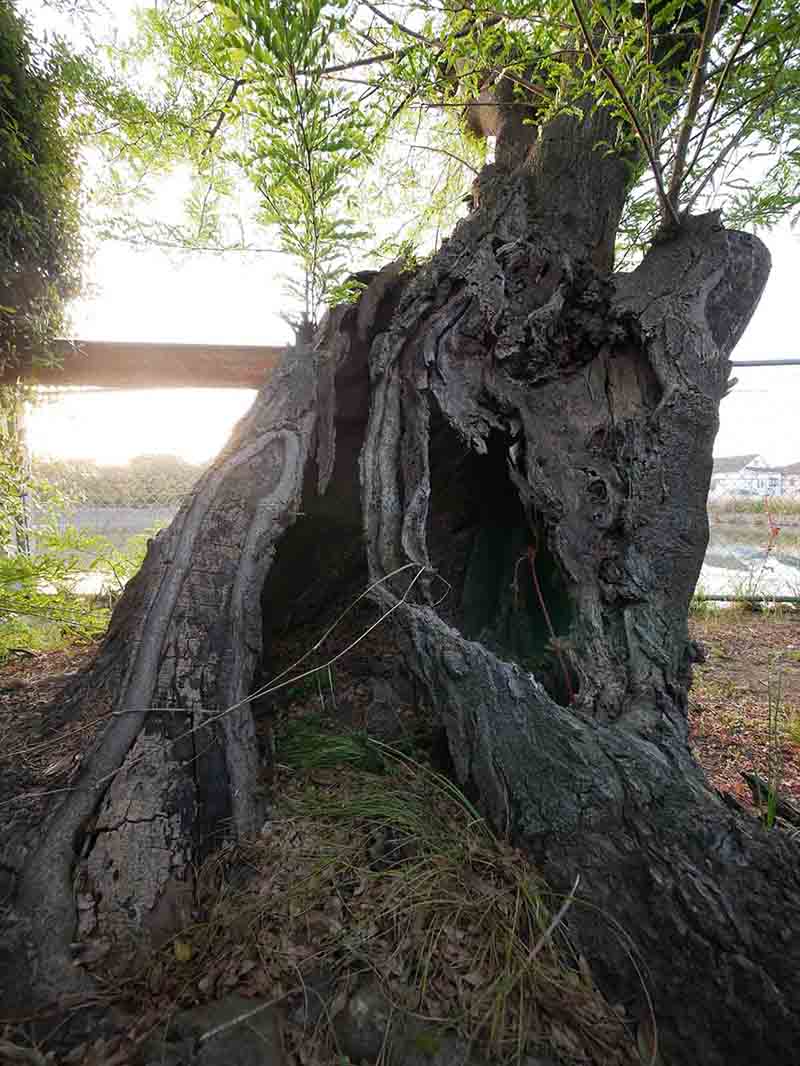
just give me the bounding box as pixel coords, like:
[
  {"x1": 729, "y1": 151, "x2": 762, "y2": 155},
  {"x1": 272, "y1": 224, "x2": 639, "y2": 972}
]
[{"x1": 709, "y1": 454, "x2": 785, "y2": 499}]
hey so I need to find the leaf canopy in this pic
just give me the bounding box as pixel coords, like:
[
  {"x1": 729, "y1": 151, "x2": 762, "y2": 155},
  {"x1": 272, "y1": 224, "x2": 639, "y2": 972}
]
[{"x1": 74, "y1": 0, "x2": 800, "y2": 318}]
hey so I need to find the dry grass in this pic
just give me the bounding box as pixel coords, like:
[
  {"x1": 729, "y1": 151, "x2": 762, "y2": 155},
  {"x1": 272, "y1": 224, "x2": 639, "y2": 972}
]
[
  {"x1": 0, "y1": 616, "x2": 650, "y2": 1066},
  {"x1": 81, "y1": 738, "x2": 640, "y2": 1066}
]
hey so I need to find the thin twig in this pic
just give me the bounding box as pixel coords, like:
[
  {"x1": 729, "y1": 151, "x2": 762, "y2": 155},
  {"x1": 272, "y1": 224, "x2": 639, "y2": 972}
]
[
  {"x1": 198, "y1": 989, "x2": 292, "y2": 1044},
  {"x1": 313, "y1": 45, "x2": 415, "y2": 76},
  {"x1": 665, "y1": 0, "x2": 723, "y2": 208},
  {"x1": 171, "y1": 563, "x2": 430, "y2": 744},
  {"x1": 567, "y1": 0, "x2": 679, "y2": 227},
  {"x1": 202, "y1": 77, "x2": 245, "y2": 154},
  {"x1": 360, "y1": 0, "x2": 433, "y2": 44},
  {"x1": 685, "y1": 100, "x2": 767, "y2": 212},
  {"x1": 527, "y1": 873, "x2": 580, "y2": 963},
  {"x1": 398, "y1": 141, "x2": 479, "y2": 174},
  {"x1": 314, "y1": 11, "x2": 503, "y2": 77},
  {"x1": 681, "y1": 0, "x2": 765, "y2": 189}
]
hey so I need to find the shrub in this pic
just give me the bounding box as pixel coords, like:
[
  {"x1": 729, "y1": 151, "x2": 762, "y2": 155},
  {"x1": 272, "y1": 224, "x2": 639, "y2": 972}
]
[{"x1": 0, "y1": 0, "x2": 82, "y2": 369}]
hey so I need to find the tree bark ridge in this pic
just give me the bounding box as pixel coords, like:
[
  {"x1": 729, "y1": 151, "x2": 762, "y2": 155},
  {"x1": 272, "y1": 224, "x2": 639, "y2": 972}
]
[
  {"x1": 14, "y1": 344, "x2": 328, "y2": 1005},
  {"x1": 357, "y1": 192, "x2": 795, "y2": 1064},
  {"x1": 7, "y1": 179, "x2": 796, "y2": 1066}
]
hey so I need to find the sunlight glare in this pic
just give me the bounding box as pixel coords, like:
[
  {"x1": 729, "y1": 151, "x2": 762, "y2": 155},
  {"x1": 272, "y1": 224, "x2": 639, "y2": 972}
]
[{"x1": 26, "y1": 389, "x2": 256, "y2": 466}]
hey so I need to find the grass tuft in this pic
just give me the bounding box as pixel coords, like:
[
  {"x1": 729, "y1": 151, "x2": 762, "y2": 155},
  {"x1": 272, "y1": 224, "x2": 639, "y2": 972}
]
[
  {"x1": 95, "y1": 729, "x2": 640, "y2": 1065},
  {"x1": 278, "y1": 714, "x2": 385, "y2": 773}
]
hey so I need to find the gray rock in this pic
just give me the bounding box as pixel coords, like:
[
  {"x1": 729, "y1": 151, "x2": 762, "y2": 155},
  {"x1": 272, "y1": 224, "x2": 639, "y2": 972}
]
[
  {"x1": 140, "y1": 994, "x2": 284, "y2": 1066},
  {"x1": 363, "y1": 701, "x2": 408, "y2": 744},
  {"x1": 332, "y1": 981, "x2": 561, "y2": 1066},
  {"x1": 333, "y1": 981, "x2": 393, "y2": 1061},
  {"x1": 287, "y1": 967, "x2": 338, "y2": 1029}
]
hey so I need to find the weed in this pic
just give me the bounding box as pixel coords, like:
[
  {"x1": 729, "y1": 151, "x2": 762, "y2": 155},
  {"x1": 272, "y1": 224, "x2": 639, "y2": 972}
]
[
  {"x1": 0, "y1": 524, "x2": 158, "y2": 662},
  {"x1": 709, "y1": 496, "x2": 800, "y2": 517},
  {"x1": 277, "y1": 715, "x2": 385, "y2": 773},
  {"x1": 690, "y1": 583, "x2": 718, "y2": 617},
  {"x1": 764, "y1": 666, "x2": 785, "y2": 829},
  {"x1": 715, "y1": 501, "x2": 784, "y2": 608}
]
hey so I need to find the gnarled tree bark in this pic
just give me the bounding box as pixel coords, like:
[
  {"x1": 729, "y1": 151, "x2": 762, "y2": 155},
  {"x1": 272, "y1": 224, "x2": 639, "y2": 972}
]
[{"x1": 4, "y1": 99, "x2": 798, "y2": 1066}]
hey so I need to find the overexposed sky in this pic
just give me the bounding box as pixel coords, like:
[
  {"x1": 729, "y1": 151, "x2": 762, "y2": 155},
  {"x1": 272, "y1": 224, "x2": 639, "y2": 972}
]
[
  {"x1": 73, "y1": 242, "x2": 293, "y2": 346},
  {"x1": 27, "y1": 222, "x2": 800, "y2": 467},
  {"x1": 713, "y1": 225, "x2": 800, "y2": 465},
  {"x1": 26, "y1": 387, "x2": 255, "y2": 465},
  {"x1": 23, "y1": 0, "x2": 800, "y2": 469}
]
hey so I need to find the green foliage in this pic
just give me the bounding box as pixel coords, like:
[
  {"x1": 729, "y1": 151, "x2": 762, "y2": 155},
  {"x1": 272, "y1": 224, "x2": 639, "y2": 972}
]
[
  {"x1": 72, "y1": 0, "x2": 800, "y2": 304},
  {"x1": 0, "y1": 517, "x2": 155, "y2": 663},
  {"x1": 0, "y1": 542, "x2": 108, "y2": 662},
  {"x1": 81, "y1": 524, "x2": 156, "y2": 596},
  {"x1": 0, "y1": 428, "x2": 160, "y2": 661},
  {"x1": 1, "y1": 390, "x2": 32, "y2": 552},
  {"x1": 0, "y1": 0, "x2": 82, "y2": 369},
  {"x1": 218, "y1": 0, "x2": 381, "y2": 326},
  {"x1": 0, "y1": 442, "x2": 102, "y2": 660},
  {"x1": 689, "y1": 582, "x2": 717, "y2": 617},
  {"x1": 540, "y1": 0, "x2": 800, "y2": 258}
]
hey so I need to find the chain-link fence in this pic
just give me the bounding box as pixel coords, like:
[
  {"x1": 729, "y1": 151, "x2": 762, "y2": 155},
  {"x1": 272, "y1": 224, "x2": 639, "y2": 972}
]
[{"x1": 17, "y1": 359, "x2": 800, "y2": 605}]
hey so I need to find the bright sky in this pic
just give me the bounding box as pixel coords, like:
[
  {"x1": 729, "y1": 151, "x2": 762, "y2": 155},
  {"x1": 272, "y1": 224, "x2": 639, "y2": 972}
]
[
  {"x1": 26, "y1": 222, "x2": 800, "y2": 467},
  {"x1": 712, "y1": 225, "x2": 800, "y2": 465},
  {"x1": 23, "y1": 0, "x2": 800, "y2": 470}
]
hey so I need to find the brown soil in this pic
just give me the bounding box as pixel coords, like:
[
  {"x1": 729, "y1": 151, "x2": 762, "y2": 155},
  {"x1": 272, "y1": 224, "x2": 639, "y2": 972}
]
[{"x1": 689, "y1": 609, "x2": 800, "y2": 810}]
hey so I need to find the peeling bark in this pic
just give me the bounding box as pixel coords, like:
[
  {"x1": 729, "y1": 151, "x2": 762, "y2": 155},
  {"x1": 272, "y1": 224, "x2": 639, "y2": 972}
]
[
  {"x1": 356, "y1": 185, "x2": 797, "y2": 1065},
  {"x1": 7, "y1": 158, "x2": 798, "y2": 1066}
]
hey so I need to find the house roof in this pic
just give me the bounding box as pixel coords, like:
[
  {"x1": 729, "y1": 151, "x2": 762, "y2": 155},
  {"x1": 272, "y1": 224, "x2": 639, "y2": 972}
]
[
  {"x1": 712, "y1": 454, "x2": 760, "y2": 475},
  {"x1": 778, "y1": 462, "x2": 800, "y2": 475}
]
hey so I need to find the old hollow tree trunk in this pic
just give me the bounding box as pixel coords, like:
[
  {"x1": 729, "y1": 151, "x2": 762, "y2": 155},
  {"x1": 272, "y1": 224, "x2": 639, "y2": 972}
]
[{"x1": 7, "y1": 98, "x2": 800, "y2": 1066}]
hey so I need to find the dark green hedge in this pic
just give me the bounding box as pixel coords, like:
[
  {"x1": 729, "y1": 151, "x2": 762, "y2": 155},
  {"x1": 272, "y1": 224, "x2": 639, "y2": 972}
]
[{"x1": 0, "y1": 0, "x2": 82, "y2": 367}]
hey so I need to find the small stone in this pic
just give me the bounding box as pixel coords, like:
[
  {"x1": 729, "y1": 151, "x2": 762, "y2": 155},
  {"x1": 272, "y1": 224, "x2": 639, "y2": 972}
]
[
  {"x1": 333, "y1": 982, "x2": 393, "y2": 1062},
  {"x1": 140, "y1": 994, "x2": 284, "y2": 1066}
]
